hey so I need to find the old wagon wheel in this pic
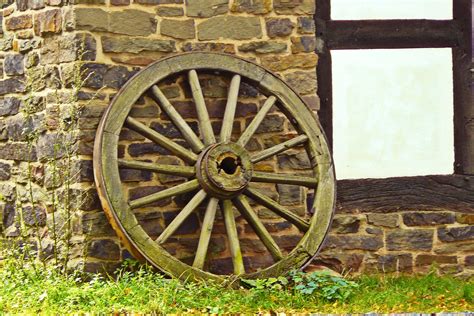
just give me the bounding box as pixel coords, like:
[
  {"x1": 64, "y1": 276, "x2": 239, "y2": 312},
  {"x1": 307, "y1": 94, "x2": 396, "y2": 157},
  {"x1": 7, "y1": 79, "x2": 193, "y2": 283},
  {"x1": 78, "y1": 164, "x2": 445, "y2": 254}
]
[{"x1": 93, "y1": 52, "x2": 335, "y2": 282}]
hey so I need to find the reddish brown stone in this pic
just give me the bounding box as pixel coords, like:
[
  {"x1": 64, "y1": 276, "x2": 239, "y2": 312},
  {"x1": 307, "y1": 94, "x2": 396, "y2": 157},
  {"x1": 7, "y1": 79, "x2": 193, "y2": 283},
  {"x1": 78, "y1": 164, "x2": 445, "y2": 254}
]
[
  {"x1": 398, "y1": 254, "x2": 414, "y2": 272},
  {"x1": 415, "y1": 254, "x2": 457, "y2": 266},
  {"x1": 34, "y1": 9, "x2": 62, "y2": 36},
  {"x1": 435, "y1": 241, "x2": 474, "y2": 255},
  {"x1": 323, "y1": 235, "x2": 383, "y2": 251},
  {"x1": 5, "y1": 15, "x2": 33, "y2": 31},
  {"x1": 128, "y1": 185, "x2": 170, "y2": 207},
  {"x1": 403, "y1": 212, "x2": 455, "y2": 226},
  {"x1": 111, "y1": 0, "x2": 130, "y2": 5},
  {"x1": 386, "y1": 229, "x2": 433, "y2": 251},
  {"x1": 261, "y1": 54, "x2": 318, "y2": 72},
  {"x1": 314, "y1": 253, "x2": 364, "y2": 273},
  {"x1": 181, "y1": 42, "x2": 235, "y2": 54},
  {"x1": 466, "y1": 256, "x2": 474, "y2": 267},
  {"x1": 330, "y1": 215, "x2": 360, "y2": 234},
  {"x1": 367, "y1": 213, "x2": 399, "y2": 228},
  {"x1": 456, "y1": 213, "x2": 474, "y2": 224},
  {"x1": 231, "y1": 0, "x2": 272, "y2": 14},
  {"x1": 265, "y1": 18, "x2": 294, "y2": 38},
  {"x1": 291, "y1": 36, "x2": 316, "y2": 53},
  {"x1": 273, "y1": 0, "x2": 315, "y2": 14}
]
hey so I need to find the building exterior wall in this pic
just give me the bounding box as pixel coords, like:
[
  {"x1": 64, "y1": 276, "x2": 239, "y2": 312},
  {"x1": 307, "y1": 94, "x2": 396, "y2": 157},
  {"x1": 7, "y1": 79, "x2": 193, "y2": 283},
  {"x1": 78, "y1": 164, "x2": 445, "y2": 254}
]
[{"x1": 0, "y1": 0, "x2": 472, "y2": 276}]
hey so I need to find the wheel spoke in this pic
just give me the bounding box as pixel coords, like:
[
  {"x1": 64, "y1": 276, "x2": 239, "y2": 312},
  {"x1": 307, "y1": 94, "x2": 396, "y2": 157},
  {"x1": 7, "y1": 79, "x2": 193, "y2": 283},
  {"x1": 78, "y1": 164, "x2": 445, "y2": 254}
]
[
  {"x1": 220, "y1": 74, "x2": 241, "y2": 142},
  {"x1": 232, "y1": 196, "x2": 283, "y2": 261},
  {"x1": 244, "y1": 188, "x2": 309, "y2": 232},
  {"x1": 252, "y1": 171, "x2": 317, "y2": 188},
  {"x1": 118, "y1": 159, "x2": 195, "y2": 177},
  {"x1": 156, "y1": 189, "x2": 207, "y2": 244},
  {"x1": 188, "y1": 70, "x2": 216, "y2": 146},
  {"x1": 129, "y1": 179, "x2": 200, "y2": 209},
  {"x1": 192, "y1": 198, "x2": 218, "y2": 269},
  {"x1": 149, "y1": 85, "x2": 205, "y2": 153},
  {"x1": 125, "y1": 117, "x2": 198, "y2": 164},
  {"x1": 222, "y1": 199, "x2": 245, "y2": 275},
  {"x1": 237, "y1": 96, "x2": 277, "y2": 147},
  {"x1": 251, "y1": 134, "x2": 308, "y2": 163}
]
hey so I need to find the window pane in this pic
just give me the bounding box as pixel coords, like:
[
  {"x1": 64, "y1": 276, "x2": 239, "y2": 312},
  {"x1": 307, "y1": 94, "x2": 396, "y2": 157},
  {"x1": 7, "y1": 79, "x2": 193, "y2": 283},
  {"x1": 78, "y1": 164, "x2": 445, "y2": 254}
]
[
  {"x1": 332, "y1": 48, "x2": 453, "y2": 179},
  {"x1": 331, "y1": 0, "x2": 452, "y2": 20}
]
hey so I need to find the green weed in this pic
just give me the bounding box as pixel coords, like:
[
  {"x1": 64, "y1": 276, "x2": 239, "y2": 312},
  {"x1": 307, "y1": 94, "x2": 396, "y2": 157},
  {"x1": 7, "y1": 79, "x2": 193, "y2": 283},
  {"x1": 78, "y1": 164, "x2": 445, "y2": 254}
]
[{"x1": 0, "y1": 258, "x2": 472, "y2": 314}]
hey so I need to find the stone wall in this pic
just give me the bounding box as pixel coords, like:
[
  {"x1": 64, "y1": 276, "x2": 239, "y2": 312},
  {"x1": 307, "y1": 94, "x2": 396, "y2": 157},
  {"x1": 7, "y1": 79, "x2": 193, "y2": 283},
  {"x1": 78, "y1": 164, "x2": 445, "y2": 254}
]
[
  {"x1": 318, "y1": 210, "x2": 473, "y2": 276},
  {"x1": 0, "y1": 0, "x2": 472, "y2": 277}
]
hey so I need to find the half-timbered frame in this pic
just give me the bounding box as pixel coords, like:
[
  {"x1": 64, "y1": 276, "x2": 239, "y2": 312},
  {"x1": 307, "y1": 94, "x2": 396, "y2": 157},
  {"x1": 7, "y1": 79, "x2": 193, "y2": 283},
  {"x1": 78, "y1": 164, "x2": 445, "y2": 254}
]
[{"x1": 315, "y1": 0, "x2": 474, "y2": 212}]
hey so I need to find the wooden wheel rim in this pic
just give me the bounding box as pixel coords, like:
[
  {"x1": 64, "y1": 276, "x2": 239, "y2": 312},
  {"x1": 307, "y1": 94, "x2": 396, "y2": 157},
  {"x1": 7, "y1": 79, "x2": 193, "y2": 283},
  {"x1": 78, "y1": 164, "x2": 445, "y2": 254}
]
[{"x1": 93, "y1": 52, "x2": 336, "y2": 282}]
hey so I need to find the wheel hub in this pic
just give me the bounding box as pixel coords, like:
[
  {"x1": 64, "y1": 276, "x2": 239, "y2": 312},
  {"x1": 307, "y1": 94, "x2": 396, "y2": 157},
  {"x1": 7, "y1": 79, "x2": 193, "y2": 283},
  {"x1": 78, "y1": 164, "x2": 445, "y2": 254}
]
[{"x1": 196, "y1": 142, "x2": 253, "y2": 199}]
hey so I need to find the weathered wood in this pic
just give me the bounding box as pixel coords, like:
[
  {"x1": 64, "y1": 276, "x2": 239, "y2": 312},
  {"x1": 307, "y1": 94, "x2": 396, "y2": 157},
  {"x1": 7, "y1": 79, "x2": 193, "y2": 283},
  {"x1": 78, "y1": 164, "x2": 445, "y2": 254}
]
[
  {"x1": 222, "y1": 199, "x2": 245, "y2": 275},
  {"x1": 220, "y1": 74, "x2": 241, "y2": 142},
  {"x1": 156, "y1": 189, "x2": 207, "y2": 244},
  {"x1": 326, "y1": 20, "x2": 461, "y2": 50},
  {"x1": 94, "y1": 52, "x2": 336, "y2": 281},
  {"x1": 453, "y1": 0, "x2": 473, "y2": 175},
  {"x1": 237, "y1": 96, "x2": 276, "y2": 147},
  {"x1": 233, "y1": 196, "x2": 283, "y2": 261},
  {"x1": 192, "y1": 197, "x2": 218, "y2": 269},
  {"x1": 314, "y1": 6, "x2": 333, "y2": 146},
  {"x1": 252, "y1": 171, "x2": 317, "y2": 188},
  {"x1": 245, "y1": 187, "x2": 309, "y2": 232},
  {"x1": 150, "y1": 85, "x2": 205, "y2": 153},
  {"x1": 337, "y1": 175, "x2": 474, "y2": 214},
  {"x1": 129, "y1": 179, "x2": 200, "y2": 209},
  {"x1": 125, "y1": 117, "x2": 198, "y2": 164},
  {"x1": 118, "y1": 159, "x2": 195, "y2": 177},
  {"x1": 188, "y1": 70, "x2": 216, "y2": 146},
  {"x1": 251, "y1": 134, "x2": 308, "y2": 163}
]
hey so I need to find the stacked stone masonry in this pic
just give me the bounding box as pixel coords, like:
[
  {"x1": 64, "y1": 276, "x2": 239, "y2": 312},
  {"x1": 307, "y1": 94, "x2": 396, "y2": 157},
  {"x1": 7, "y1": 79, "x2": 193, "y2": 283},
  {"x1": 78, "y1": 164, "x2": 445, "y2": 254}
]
[{"x1": 0, "y1": 0, "x2": 472, "y2": 276}]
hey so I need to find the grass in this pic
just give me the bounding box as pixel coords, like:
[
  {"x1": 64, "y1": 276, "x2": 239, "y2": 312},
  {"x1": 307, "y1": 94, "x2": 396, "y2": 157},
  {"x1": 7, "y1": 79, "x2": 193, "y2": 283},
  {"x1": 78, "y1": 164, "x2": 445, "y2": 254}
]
[{"x1": 0, "y1": 259, "x2": 472, "y2": 314}]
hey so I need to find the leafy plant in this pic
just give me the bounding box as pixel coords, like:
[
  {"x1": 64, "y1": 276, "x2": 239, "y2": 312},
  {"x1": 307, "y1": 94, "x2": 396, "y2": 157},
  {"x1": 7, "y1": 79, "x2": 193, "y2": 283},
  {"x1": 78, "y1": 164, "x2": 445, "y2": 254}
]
[
  {"x1": 242, "y1": 276, "x2": 289, "y2": 290},
  {"x1": 242, "y1": 270, "x2": 358, "y2": 302},
  {"x1": 289, "y1": 270, "x2": 358, "y2": 301}
]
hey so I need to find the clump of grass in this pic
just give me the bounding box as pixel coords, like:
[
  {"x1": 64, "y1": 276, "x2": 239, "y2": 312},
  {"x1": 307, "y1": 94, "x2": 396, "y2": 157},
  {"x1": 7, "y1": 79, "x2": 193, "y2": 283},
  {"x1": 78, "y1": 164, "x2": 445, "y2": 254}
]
[{"x1": 0, "y1": 257, "x2": 472, "y2": 314}]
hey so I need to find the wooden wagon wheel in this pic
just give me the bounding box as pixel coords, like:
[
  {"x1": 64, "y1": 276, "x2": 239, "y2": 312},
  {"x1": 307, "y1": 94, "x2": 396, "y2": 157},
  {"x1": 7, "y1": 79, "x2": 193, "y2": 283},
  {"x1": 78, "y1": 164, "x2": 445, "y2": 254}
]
[{"x1": 93, "y1": 52, "x2": 335, "y2": 282}]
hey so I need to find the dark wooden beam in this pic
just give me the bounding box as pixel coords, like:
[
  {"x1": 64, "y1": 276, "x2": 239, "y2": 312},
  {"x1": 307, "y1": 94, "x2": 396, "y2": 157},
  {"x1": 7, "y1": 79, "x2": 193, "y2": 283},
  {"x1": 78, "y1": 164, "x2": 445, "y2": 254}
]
[
  {"x1": 453, "y1": 0, "x2": 473, "y2": 175},
  {"x1": 315, "y1": 0, "x2": 333, "y2": 147},
  {"x1": 337, "y1": 175, "x2": 474, "y2": 214},
  {"x1": 326, "y1": 19, "x2": 461, "y2": 50}
]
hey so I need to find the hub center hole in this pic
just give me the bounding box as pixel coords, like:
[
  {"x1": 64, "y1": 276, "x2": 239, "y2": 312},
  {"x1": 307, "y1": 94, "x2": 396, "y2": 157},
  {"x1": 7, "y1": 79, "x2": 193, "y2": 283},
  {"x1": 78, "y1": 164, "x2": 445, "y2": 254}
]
[{"x1": 219, "y1": 156, "x2": 241, "y2": 175}]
